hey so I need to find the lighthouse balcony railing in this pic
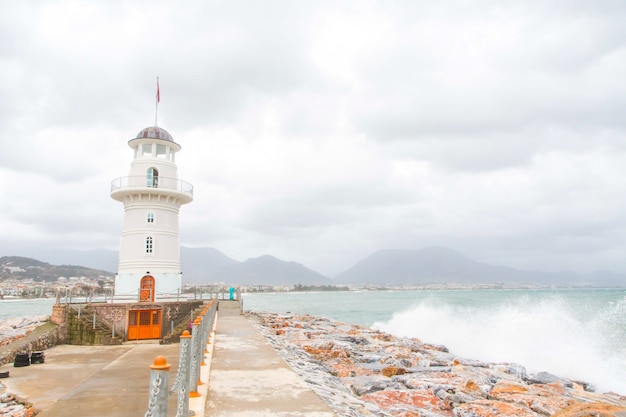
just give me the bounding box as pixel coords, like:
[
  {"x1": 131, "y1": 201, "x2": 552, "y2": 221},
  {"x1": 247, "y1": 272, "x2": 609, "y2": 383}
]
[{"x1": 111, "y1": 176, "x2": 193, "y2": 197}]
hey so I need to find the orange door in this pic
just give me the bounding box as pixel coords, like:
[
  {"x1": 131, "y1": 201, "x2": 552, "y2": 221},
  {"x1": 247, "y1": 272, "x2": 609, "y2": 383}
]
[
  {"x1": 151, "y1": 310, "x2": 161, "y2": 338},
  {"x1": 128, "y1": 309, "x2": 161, "y2": 340},
  {"x1": 128, "y1": 310, "x2": 138, "y2": 340},
  {"x1": 140, "y1": 276, "x2": 155, "y2": 302}
]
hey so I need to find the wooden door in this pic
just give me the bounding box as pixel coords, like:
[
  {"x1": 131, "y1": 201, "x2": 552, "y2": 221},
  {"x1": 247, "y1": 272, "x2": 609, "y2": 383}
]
[
  {"x1": 139, "y1": 275, "x2": 155, "y2": 302},
  {"x1": 128, "y1": 309, "x2": 162, "y2": 340}
]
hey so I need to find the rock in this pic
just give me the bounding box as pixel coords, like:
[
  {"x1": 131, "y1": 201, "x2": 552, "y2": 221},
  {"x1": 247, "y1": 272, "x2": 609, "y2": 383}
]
[
  {"x1": 422, "y1": 343, "x2": 449, "y2": 353},
  {"x1": 573, "y1": 380, "x2": 596, "y2": 393},
  {"x1": 454, "y1": 358, "x2": 490, "y2": 368},
  {"x1": 489, "y1": 381, "x2": 529, "y2": 396},
  {"x1": 247, "y1": 311, "x2": 626, "y2": 417},
  {"x1": 492, "y1": 363, "x2": 528, "y2": 380},
  {"x1": 0, "y1": 391, "x2": 38, "y2": 417},
  {"x1": 0, "y1": 316, "x2": 50, "y2": 347},
  {"x1": 528, "y1": 371, "x2": 573, "y2": 388},
  {"x1": 331, "y1": 363, "x2": 375, "y2": 378},
  {"x1": 551, "y1": 401, "x2": 626, "y2": 417},
  {"x1": 381, "y1": 366, "x2": 409, "y2": 377},
  {"x1": 360, "y1": 389, "x2": 450, "y2": 415},
  {"x1": 343, "y1": 375, "x2": 404, "y2": 396},
  {"x1": 453, "y1": 399, "x2": 538, "y2": 417}
]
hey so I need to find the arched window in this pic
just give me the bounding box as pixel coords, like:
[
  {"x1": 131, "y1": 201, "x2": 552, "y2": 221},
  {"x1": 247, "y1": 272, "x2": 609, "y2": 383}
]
[
  {"x1": 147, "y1": 168, "x2": 159, "y2": 188},
  {"x1": 146, "y1": 236, "x2": 153, "y2": 254},
  {"x1": 146, "y1": 212, "x2": 155, "y2": 224}
]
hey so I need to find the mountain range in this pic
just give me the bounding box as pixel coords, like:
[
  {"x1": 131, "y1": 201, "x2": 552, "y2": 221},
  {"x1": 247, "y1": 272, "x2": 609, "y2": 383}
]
[
  {"x1": 2, "y1": 246, "x2": 625, "y2": 287},
  {"x1": 0, "y1": 256, "x2": 112, "y2": 282}
]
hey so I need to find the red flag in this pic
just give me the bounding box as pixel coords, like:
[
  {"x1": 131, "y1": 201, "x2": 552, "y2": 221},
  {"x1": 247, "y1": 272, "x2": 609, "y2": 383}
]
[{"x1": 156, "y1": 77, "x2": 160, "y2": 103}]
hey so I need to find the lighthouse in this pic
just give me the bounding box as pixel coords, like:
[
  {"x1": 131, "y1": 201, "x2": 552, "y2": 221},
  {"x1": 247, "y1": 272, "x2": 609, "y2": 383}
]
[{"x1": 111, "y1": 126, "x2": 193, "y2": 299}]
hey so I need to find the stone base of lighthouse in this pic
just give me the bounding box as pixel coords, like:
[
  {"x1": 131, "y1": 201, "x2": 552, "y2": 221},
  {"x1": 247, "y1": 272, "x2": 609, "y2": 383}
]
[{"x1": 114, "y1": 272, "x2": 182, "y2": 299}]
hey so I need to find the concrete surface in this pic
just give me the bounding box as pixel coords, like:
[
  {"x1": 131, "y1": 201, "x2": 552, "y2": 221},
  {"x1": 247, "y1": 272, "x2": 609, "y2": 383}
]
[
  {"x1": 0, "y1": 342, "x2": 183, "y2": 417},
  {"x1": 0, "y1": 310, "x2": 336, "y2": 417},
  {"x1": 205, "y1": 314, "x2": 337, "y2": 417}
]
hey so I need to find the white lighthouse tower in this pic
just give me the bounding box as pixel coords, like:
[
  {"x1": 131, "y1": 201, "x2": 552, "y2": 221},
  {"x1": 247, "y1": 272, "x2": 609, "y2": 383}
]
[{"x1": 111, "y1": 126, "x2": 193, "y2": 300}]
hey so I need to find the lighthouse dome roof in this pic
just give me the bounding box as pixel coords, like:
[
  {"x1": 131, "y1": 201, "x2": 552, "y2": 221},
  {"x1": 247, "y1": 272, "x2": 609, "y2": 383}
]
[{"x1": 135, "y1": 126, "x2": 174, "y2": 142}]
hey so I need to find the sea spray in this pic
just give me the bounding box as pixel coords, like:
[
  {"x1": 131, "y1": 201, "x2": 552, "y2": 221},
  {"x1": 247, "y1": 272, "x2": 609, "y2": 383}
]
[{"x1": 373, "y1": 294, "x2": 626, "y2": 394}]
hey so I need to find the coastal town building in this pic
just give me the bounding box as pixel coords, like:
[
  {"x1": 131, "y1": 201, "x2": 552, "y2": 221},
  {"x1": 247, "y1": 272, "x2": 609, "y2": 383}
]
[{"x1": 110, "y1": 126, "x2": 193, "y2": 300}]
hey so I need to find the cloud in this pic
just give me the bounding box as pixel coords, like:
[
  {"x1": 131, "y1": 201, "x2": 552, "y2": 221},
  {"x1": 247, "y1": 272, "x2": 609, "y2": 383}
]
[{"x1": 1, "y1": 0, "x2": 626, "y2": 277}]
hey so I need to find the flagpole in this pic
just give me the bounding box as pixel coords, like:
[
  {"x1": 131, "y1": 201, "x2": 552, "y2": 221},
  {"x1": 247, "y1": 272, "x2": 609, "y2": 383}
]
[{"x1": 155, "y1": 76, "x2": 160, "y2": 126}]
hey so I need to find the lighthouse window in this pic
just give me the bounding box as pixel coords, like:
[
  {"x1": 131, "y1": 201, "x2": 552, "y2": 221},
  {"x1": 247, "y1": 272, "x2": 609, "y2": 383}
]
[
  {"x1": 156, "y1": 144, "x2": 167, "y2": 159},
  {"x1": 146, "y1": 212, "x2": 155, "y2": 223},
  {"x1": 147, "y1": 168, "x2": 159, "y2": 187},
  {"x1": 146, "y1": 236, "x2": 153, "y2": 253},
  {"x1": 142, "y1": 143, "x2": 152, "y2": 156}
]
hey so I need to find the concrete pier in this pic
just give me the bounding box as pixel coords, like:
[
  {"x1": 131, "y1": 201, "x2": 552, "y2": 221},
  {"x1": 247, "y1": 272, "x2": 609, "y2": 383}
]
[
  {"x1": 206, "y1": 312, "x2": 337, "y2": 416},
  {"x1": 0, "y1": 303, "x2": 337, "y2": 417},
  {"x1": 1, "y1": 343, "x2": 181, "y2": 417}
]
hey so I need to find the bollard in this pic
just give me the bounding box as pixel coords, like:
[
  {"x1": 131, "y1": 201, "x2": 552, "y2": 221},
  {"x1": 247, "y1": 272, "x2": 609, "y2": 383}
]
[
  {"x1": 171, "y1": 330, "x2": 192, "y2": 417},
  {"x1": 204, "y1": 302, "x2": 216, "y2": 348},
  {"x1": 189, "y1": 317, "x2": 202, "y2": 397},
  {"x1": 196, "y1": 315, "x2": 206, "y2": 384},
  {"x1": 145, "y1": 356, "x2": 171, "y2": 417},
  {"x1": 199, "y1": 310, "x2": 208, "y2": 362}
]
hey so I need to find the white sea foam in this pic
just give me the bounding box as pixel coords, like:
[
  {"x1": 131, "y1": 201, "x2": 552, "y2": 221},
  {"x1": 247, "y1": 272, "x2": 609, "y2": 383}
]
[{"x1": 373, "y1": 295, "x2": 626, "y2": 394}]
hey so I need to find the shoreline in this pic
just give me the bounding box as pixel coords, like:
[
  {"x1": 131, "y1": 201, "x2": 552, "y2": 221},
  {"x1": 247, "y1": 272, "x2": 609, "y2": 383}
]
[
  {"x1": 247, "y1": 311, "x2": 626, "y2": 417},
  {"x1": 0, "y1": 311, "x2": 624, "y2": 416}
]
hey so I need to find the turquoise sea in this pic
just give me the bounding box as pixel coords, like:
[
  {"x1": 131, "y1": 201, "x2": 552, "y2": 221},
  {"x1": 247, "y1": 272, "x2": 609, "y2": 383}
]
[{"x1": 3, "y1": 289, "x2": 625, "y2": 394}]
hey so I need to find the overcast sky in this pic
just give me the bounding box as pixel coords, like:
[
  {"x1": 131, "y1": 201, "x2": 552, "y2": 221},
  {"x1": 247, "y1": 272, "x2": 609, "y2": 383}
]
[{"x1": 1, "y1": 1, "x2": 626, "y2": 277}]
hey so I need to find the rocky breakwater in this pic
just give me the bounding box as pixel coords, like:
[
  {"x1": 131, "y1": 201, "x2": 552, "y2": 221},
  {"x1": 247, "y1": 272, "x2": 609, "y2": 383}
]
[
  {"x1": 0, "y1": 316, "x2": 54, "y2": 366},
  {"x1": 0, "y1": 316, "x2": 50, "y2": 347},
  {"x1": 0, "y1": 316, "x2": 51, "y2": 417},
  {"x1": 248, "y1": 312, "x2": 626, "y2": 417}
]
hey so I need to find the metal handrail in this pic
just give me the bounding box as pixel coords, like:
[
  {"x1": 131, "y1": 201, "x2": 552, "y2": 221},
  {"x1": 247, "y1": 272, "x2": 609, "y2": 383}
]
[{"x1": 111, "y1": 176, "x2": 193, "y2": 196}]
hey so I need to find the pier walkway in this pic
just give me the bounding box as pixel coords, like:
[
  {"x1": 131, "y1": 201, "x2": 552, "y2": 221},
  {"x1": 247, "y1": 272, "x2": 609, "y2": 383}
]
[
  {"x1": 206, "y1": 313, "x2": 336, "y2": 417},
  {"x1": 0, "y1": 306, "x2": 337, "y2": 417}
]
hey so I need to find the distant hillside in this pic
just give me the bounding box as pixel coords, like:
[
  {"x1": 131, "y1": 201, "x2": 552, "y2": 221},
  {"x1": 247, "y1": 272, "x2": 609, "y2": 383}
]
[
  {"x1": 169, "y1": 248, "x2": 332, "y2": 285},
  {"x1": 334, "y1": 247, "x2": 527, "y2": 284},
  {"x1": 5, "y1": 248, "x2": 332, "y2": 286},
  {"x1": 334, "y1": 247, "x2": 626, "y2": 287},
  {"x1": 9, "y1": 249, "x2": 120, "y2": 273},
  {"x1": 4, "y1": 246, "x2": 625, "y2": 287},
  {"x1": 180, "y1": 247, "x2": 239, "y2": 282},
  {"x1": 212, "y1": 255, "x2": 332, "y2": 286},
  {"x1": 0, "y1": 256, "x2": 114, "y2": 282}
]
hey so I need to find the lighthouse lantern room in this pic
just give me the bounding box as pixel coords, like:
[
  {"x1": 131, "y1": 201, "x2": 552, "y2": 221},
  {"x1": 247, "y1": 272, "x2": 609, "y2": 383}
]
[{"x1": 111, "y1": 126, "x2": 193, "y2": 299}]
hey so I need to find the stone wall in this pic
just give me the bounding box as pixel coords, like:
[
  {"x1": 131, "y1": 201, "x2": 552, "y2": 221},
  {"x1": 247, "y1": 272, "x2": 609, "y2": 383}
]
[
  {"x1": 64, "y1": 309, "x2": 120, "y2": 345},
  {"x1": 51, "y1": 304, "x2": 67, "y2": 343},
  {"x1": 82, "y1": 303, "x2": 126, "y2": 339},
  {"x1": 0, "y1": 325, "x2": 60, "y2": 366},
  {"x1": 52, "y1": 300, "x2": 207, "y2": 344}
]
